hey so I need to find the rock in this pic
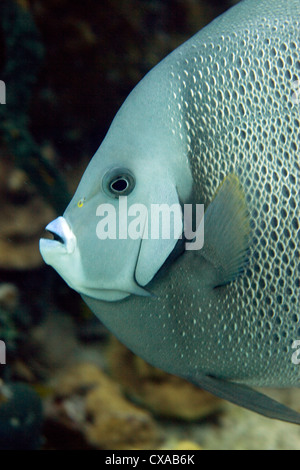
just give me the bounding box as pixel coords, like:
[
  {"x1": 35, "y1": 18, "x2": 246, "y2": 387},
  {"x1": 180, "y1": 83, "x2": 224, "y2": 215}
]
[
  {"x1": 167, "y1": 440, "x2": 202, "y2": 451},
  {"x1": 45, "y1": 363, "x2": 160, "y2": 450},
  {"x1": 174, "y1": 440, "x2": 202, "y2": 450}
]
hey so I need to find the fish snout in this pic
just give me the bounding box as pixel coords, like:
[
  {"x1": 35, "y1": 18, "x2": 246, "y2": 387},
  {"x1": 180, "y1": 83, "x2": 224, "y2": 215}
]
[{"x1": 40, "y1": 216, "x2": 76, "y2": 256}]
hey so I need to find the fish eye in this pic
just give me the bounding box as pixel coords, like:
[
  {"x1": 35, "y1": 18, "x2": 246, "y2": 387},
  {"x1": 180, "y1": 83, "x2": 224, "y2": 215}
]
[{"x1": 103, "y1": 167, "x2": 135, "y2": 197}]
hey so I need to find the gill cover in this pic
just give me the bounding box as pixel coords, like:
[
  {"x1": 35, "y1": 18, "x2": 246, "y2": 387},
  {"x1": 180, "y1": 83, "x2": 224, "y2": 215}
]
[{"x1": 135, "y1": 178, "x2": 182, "y2": 287}]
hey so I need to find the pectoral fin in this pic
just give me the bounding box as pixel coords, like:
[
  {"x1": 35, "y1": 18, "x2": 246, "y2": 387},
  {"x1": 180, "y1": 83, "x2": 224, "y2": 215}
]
[
  {"x1": 193, "y1": 375, "x2": 300, "y2": 425},
  {"x1": 201, "y1": 174, "x2": 251, "y2": 287}
]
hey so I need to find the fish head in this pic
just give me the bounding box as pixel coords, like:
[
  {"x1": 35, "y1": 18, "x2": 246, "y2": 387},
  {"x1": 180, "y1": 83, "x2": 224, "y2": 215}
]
[{"x1": 39, "y1": 98, "x2": 193, "y2": 301}]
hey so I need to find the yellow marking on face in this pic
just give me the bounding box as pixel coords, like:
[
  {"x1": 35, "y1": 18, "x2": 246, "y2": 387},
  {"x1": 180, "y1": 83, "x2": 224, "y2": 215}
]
[{"x1": 77, "y1": 198, "x2": 85, "y2": 208}]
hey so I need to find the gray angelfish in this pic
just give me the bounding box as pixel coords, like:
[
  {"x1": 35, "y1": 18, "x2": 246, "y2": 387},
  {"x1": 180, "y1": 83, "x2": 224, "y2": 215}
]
[{"x1": 40, "y1": 0, "x2": 300, "y2": 424}]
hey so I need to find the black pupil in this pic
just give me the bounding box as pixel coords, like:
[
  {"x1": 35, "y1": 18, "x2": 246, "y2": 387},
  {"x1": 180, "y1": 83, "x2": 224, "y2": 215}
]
[{"x1": 111, "y1": 178, "x2": 128, "y2": 192}]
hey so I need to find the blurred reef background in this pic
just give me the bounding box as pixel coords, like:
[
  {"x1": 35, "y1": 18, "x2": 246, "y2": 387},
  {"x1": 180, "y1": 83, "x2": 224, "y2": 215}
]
[{"x1": 0, "y1": 0, "x2": 299, "y2": 450}]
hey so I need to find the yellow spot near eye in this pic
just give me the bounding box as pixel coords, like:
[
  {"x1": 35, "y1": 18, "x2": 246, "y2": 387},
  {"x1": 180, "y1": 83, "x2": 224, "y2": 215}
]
[{"x1": 77, "y1": 198, "x2": 85, "y2": 208}]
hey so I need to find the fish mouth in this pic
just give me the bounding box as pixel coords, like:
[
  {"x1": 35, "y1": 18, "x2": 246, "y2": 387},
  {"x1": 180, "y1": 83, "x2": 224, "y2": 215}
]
[
  {"x1": 39, "y1": 216, "x2": 76, "y2": 256},
  {"x1": 46, "y1": 230, "x2": 64, "y2": 245}
]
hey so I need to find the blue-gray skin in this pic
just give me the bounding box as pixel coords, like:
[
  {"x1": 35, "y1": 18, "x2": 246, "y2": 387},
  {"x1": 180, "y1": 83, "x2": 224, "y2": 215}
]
[{"x1": 40, "y1": 0, "x2": 300, "y2": 424}]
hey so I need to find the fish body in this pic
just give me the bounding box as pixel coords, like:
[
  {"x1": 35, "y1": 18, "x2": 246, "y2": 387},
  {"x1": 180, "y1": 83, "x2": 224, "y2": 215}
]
[{"x1": 40, "y1": 0, "x2": 300, "y2": 423}]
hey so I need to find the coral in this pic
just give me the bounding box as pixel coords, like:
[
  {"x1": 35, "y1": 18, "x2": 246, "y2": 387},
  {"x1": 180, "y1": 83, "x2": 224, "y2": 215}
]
[
  {"x1": 44, "y1": 363, "x2": 160, "y2": 450},
  {"x1": 162, "y1": 440, "x2": 202, "y2": 451},
  {"x1": 108, "y1": 338, "x2": 223, "y2": 421},
  {"x1": 174, "y1": 440, "x2": 202, "y2": 450}
]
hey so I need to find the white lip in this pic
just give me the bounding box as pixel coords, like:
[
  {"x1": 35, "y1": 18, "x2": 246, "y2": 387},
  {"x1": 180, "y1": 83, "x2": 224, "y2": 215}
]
[
  {"x1": 39, "y1": 216, "x2": 82, "y2": 292},
  {"x1": 41, "y1": 216, "x2": 76, "y2": 255}
]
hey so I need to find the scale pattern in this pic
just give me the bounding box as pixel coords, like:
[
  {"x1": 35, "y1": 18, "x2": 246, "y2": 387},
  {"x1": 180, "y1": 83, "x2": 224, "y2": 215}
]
[{"x1": 164, "y1": 0, "x2": 300, "y2": 385}]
